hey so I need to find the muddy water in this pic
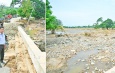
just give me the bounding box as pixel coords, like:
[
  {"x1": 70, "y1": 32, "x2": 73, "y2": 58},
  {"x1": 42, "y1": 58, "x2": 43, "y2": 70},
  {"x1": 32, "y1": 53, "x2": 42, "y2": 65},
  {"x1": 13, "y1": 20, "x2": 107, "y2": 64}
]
[
  {"x1": 47, "y1": 28, "x2": 95, "y2": 34},
  {"x1": 64, "y1": 49, "x2": 99, "y2": 73},
  {"x1": 64, "y1": 28, "x2": 94, "y2": 34}
]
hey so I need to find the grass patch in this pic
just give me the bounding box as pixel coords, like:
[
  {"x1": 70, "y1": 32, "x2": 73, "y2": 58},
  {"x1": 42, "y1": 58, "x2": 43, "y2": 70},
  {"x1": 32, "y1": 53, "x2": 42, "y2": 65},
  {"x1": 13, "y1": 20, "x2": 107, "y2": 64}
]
[
  {"x1": 28, "y1": 30, "x2": 38, "y2": 37},
  {"x1": 84, "y1": 32, "x2": 91, "y2": 37}
]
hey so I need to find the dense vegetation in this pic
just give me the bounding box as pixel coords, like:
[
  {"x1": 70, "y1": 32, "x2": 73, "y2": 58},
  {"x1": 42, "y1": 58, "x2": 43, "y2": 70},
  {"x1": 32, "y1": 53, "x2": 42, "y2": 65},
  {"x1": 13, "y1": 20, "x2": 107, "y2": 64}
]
[
  {"x1": 11, "y1": 0, "x2": 45, "y2": 19},
  {"x1": 0, "y1": 0, "x2": 45, "y2": 19}
]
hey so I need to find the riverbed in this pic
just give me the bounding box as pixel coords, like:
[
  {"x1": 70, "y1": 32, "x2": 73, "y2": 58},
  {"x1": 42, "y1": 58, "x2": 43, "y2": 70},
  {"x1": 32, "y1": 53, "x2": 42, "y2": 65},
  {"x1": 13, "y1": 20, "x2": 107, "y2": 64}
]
[{"x1": 46, "y1": 28, "x2": 115, "y2": 73}]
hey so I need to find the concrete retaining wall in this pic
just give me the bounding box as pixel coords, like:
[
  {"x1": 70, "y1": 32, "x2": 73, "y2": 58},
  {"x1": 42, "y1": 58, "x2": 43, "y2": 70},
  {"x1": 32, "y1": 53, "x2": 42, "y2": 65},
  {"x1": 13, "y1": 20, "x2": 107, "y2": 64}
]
[{"x1": 18, "y1": 26, "x2": 46, "y2": 73}]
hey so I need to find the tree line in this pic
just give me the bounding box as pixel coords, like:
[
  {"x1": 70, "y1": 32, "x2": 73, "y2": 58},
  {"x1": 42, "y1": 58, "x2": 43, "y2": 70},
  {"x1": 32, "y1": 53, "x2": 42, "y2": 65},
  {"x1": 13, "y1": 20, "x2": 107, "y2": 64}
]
[
  {"x1": 93, "y1": 17, "x2": 115, "y2": 30},
  {"x1": 64, "y1": 17, "x2": 115, "y2": 29}
]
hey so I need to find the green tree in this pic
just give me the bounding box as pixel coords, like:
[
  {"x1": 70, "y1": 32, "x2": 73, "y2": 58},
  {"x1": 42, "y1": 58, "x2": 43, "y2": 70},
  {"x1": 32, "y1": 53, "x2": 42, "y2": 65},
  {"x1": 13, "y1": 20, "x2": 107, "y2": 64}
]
[
  {"x1": 112, "y1": 21, "x2": 115, "y2": 29},
  {"x1": 94, "y1": 23, "x2": 99, "y2": 29},
  {"x1": 0, "y1": 5, "x2": 4, "y2": 12},
  {"x1": 46, "y1": 16, "x2": 58, "y2": 34},
  {"x1": 96, "y1": 17, "x2": 103, "y2": 24},
  {"x1": 46, "y1": 0, "x2": 63, "y2": 34},
  {"x1": 100, "y1": 18, "x2": 113, "y2": 30},
  {"x1": 46, "y1": 0, "x2": 54, "y2": 33},
  {"x1": 17, "y1": 0, "x2": 33, "y2": 18},
  {"x1": 0, "y1": 5, "x2": 5, "y2": 18},
  {"x1": 11, "y1": 0, "x2": 45, "y2": 19},
  {"x1": 46, "y1": 0, "x2": 52, "y2": 25},
  {"x1": 99, "y1": 23, "x2": 106, "y2": 29},
  {"x1": 31, "y1": 0, "x2": 45, "y2": 19},
  {"x1": 10, "y1": 0, "x2": 21, "y2": 7},
  {"x1": 6, "y1": 8, "x2": 17, "y2": 15}
]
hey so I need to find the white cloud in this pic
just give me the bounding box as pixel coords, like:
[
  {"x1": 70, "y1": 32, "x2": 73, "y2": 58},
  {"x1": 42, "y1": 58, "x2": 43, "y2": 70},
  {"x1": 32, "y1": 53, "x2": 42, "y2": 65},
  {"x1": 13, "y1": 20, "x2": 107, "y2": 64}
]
[
  {"x1": 0, "y1": 0, "x2": 12, "y2": 6},
  {"x1": 43, "y1": 0, "x2": 46, "y2": 3}
]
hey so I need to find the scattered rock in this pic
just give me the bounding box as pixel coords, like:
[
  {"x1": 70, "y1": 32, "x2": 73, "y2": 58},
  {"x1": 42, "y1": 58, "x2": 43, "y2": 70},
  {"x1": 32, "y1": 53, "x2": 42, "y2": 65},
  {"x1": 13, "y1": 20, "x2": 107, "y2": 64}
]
[
  {"x1": 95, "y1": 67, "x2": 98, "y2": 71},
  {"x1": 81, "y1": 59, "x2": 85, "y2": 62},
  {"x1": 86, "y1": 67, "x2": 90, "y2": 70},
  {"x1": 78, "y1": 59, "x2": 81, "y2": 62},
  {"x1": 90, "y1": 61, "x2": 95, "y2": 65}
]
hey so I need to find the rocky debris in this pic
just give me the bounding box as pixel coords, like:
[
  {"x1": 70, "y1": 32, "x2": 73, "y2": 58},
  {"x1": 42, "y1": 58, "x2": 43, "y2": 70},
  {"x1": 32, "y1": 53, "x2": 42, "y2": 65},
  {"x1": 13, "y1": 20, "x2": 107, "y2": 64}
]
[
  {"x1": 3, "y1": 18, "x2": 38, "y2": 73},
  {"x1": 90, "y1": 61, "x2": 95, "y2": 65},
  {"x1": 24, "y1": 19, "x2": 45, "y2": 52},
  {"x1": 4, "y1": 23, "x2": 18, "y2": 37},
  {"x1": 47, "y1": 58, "x2": 67, "y2": 73},
  {"x1": 55, "y1": 33, "x2": 65, "y2": 37},
  {"x1": 5, "y1": 32, "x2": 36, "y2": 73},
  {"x1": 34, "y1": 40, "x2": 45, "y2": 52},
  {"x1": 46, "y1": 28, "x2": 115, "y2": 73}
]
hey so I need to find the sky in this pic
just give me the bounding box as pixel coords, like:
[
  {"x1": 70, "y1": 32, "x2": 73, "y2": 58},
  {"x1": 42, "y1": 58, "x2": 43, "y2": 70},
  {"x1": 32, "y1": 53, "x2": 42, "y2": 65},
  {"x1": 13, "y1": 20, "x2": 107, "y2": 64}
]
[
  {"x1": 49, "y1": 0, "x2": 115, "y2": 26},
  {"x1": 0, "y1": 0, "x2": 12, "y2": 6}
]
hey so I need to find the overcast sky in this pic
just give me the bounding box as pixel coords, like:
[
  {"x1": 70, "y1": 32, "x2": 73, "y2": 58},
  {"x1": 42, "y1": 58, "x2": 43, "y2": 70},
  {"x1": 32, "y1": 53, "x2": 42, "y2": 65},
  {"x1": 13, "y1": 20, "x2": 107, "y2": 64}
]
[
  {"x1": 0, "y1": 0, "x2": 12, "y2": 6},
  {"x1": 49, "y1": 0, "x2": 115, "y2": 26}
]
